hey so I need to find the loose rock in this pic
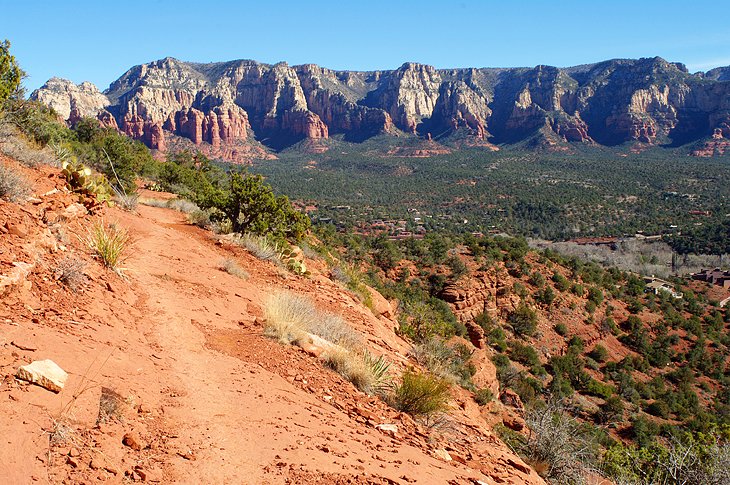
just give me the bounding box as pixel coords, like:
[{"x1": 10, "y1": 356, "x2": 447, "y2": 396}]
[{"x1": 15, "y1": 359, "x2": 68, "y2": 393}]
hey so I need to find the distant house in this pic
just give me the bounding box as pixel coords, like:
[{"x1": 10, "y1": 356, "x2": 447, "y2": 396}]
[
  {"x1": 692, "y1": 268, "x2": 730, "y2": 289},
  {"x1": 643, "y1": 277, "x2": 683, "y2": 299}
]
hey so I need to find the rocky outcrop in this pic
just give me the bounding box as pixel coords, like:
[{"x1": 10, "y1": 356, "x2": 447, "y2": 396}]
[
  {"x1": 363, "y1": 63, "x2": 442, "y2": 133},
  {"x1": 432, "y1": 80, "x2": 491, "y2": 139},
  {"x1": 31, "y1": 56, "x2": 730, "y2": 157},
  {"x1": 441, "y1": 273, "x2": 499, "y2": 324},
  {"x1": 30, "y1": 78, "x2": 109, "y2": 121}
]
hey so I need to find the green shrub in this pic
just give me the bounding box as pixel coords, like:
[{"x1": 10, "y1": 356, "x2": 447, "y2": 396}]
[
  {"x1": 585, "y1": 300, "x2": 597, "y2": 314},
  {"x1": 509, "y1": 341, "x2": 541, "y2": 367},
  {"x1": 509, "y1": 302, "x2": 538, "y2": 337},
  {"x1": 474, "y1": 388, "x2": 494, "y2": 406},
  {"x1": 392, "y1": 370, "x2": 451, "y2": 417},
  {"x1": 529, "y1": 271, "x2": 546, "y2": 287},
  {"x1": 552, "y1": 272, "x2": 570, "y2": 291},
  {"x1": 535, "y1": 286, "x2": 555, "y2": 306},
  {"x1": 446, "y1": 254, "x2": 468, "y2": 280},
  {"x1": 587, "y1": 286, "x2": 604, "y2": 306},
  {"x1": 597, "y1": 395, "x2": 624, "y2": 424},
  {"x1": 645, "y1": 400, "x2": 670, "y2": 418},
  {"x1": 588, "y1": 344, "x2": 609, "y2": 363},
  {"x1": 554, "y1": 322, "x2": 568, "y2": 336},
  {"x1": 585, "y1": 378, "x2": 614, "y2": 399}
]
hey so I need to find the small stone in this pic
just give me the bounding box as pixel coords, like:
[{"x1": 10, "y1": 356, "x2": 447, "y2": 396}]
[
  {"x1": 375, "y1": 423, "x2": 398, "y2": 437},
  {"x1": 11, "y1": 341, "x2": 37, "y2": 352},
  {"x1": 89, "y1": 458, "x2": 103, "y2": 470},
  {"x1": 433, "y1": 448, "x2": 452, "y2": 462},
  {"x1": 122, "y1": 432, "x2": 144, "y2": 451},
  {"x1": 15, "y1": 359, "x2": 68, "y2": 393},
  {"x1": 6, "y1": 222, "x2": 28, "y2": 238},
  {"x1": 507, "y1": 458, "x2": 531, "y2": 474},
  {"x1": 66, "y1": 456, "x2": 79, "y2": 468}
]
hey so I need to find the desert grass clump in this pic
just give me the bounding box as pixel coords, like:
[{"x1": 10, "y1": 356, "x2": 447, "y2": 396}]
[
  {"x1": 96, "y1": 387, "x2": 126, "y2": 425},
  {"x1": 236, "y1": 233, "x2": 280, "y2": 261},
  {"x1": 84, "y1": 220, "x2": 130, "y2": 273},
  {"x1": 219, "y1": 258, "x2": 249, "y2": 279},
  {"x1": 0, "y1": 162, "x2": 30, "y2": 201},
  {"x1": 167, "y1": 198, "x2": 199, "y2": 213},
  {"x1": 264, "y1": 291, "x2": 388, "y2": 394},
  {"x1": 263, "y1": 292, "x2": 315, "y2": 344},
  {"x1": 112, "y1": 186, "x2": 139, "y2": 211},
  {"x1": 0, "y1": 123, "x2": 59, "y2": 168},
  {"x1": 391, "y1": 369, "x2": 451, "y2": 417},
  {"x1": 321, "y1": 347, "x2": 391, "y2": 395},
  {"x1": 264, "y1": 291, "x2": 360, "y2": 346},
  {"x1": 187, "y1": 209, "x2": 212, "y2": 229},
  {"x1": 322, "y1": 347, "x2": 377, "y2": 393},
  {"x1": 54, "y1": 255, "x2": 87, "y2": 292},
  {"x1": 308, "y1": 312, "x2": 362, "y2": 348}
]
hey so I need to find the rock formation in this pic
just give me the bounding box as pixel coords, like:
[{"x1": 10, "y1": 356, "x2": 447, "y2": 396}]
[{"x1": 31, "y1": 56, "x2": 730, "y2": 159}]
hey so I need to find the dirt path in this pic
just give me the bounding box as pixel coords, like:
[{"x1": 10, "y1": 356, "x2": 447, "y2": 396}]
[{"x1": 117, "y1": 205, "x2": 486, "y2": 484}]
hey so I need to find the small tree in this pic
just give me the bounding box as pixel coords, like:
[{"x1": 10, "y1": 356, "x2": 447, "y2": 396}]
[
  {"x1": 0, "y1": 40, "x2": 24, "y2": 103},
  {"x1": 196, "y1": 172, "x2": 310, "y2": 241},
  {"x1": 509, "y1": 302, "x2": 538, "y2": 337}
]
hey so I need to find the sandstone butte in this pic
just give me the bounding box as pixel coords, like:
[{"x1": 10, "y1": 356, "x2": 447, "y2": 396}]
[
  {"x1": 0, "y1": 152, "x2": 546, "y2": 484},
  {"x1": 31, "y1": 56, "x2": 730, "y2": 163}
]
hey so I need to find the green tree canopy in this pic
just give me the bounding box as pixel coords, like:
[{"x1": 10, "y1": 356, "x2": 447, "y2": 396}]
[{"x1": 0, "y1": 40, "x2": 24, "y2": 102}]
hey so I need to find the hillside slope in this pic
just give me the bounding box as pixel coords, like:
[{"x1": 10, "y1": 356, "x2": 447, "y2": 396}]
[{"x1": 0, "y1": 154, "x2": 542, "y2": 484}]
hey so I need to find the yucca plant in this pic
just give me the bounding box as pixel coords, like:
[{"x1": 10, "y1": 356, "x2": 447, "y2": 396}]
[
  {"x1": 84, "y1": 220, "x2": 130, "y2": 273},
  {"x1": 363, "y1": 351, "x2": 392, "y2": 395}
]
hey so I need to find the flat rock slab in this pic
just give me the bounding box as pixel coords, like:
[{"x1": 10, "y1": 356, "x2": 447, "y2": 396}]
[{"x1": 16, "y1": 359, "x2": 68, "y2": 393}]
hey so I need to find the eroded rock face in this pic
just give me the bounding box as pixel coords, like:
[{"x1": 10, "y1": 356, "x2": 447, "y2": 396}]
[
  {"x1": 30, "y1": 56, "x2": 730, "y2": 157},
  {"x1": 30, "y1": 78, "x2": 109, "y2": 121},
  {"x1": 441, "y1": 272, "x2": 499, "y2": 325}
]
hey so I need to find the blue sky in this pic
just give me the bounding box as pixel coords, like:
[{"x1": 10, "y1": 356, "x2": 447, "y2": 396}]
[{"x1": 4, "y1": 0, "x2": 730, "y2": 92}]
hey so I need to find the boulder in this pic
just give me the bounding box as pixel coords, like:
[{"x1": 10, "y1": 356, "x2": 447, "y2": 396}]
[{"x1": 367, "y1": 286, "x2": 394, "y2": 319}]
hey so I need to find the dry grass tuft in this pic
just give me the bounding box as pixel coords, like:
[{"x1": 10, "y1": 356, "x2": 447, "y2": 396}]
[
  {"x1": 188, "y1": 209, "x2": 212, "y2": 229},
  {"x1": 219, "y1": 258, "x2": 249, "y2": 279},
  {"x1": 264, "y1": 291, "x2": 388, "y2": 394},
  {"x1": 48, "y1": 418, "x2": 74, "y2": 446},
  {"x1": 112, "y1": 186, "x2": 139, "y2": 212},
  {"x1": 0, "y1": 162, "x2": 30, "y2": 202},
  {"x1": 96, "y1": 387, "x2": 126, "y2": 425},
  {"x1": 84, "y1": 220, "x2": 130, "y2": 273},
  {"x1": 0, "y1": 124, "x2": 58, "y2": 167},
  {"x1": 234, "y1": 233, "x2": 280, "y2": 261},
  {"x1": 54, "y1": 255, "x2": 87, "y2": 292},
  {"x1": 322, "y1": 347, "x2": 378, "y2": 394},
  {"x1": 263, "y1": 292, "x2": 313, "y2": 344},
  {"x1": 308, "y1": 312, "x2": 362, "y2": 349}
]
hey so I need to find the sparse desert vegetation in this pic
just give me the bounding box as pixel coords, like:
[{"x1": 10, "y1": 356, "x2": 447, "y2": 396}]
[
  {"x1": 84, "y1": 220, "x2": 130, "y2": 272},
  {"x1": 0, "y1": 162, "x2": 29, "y2": 201},
  {"x1": 54, "y1": 254, "x2": 87, "y2": 292},
  {"x1": 218, "y1": 258, "x2": 249, "y2": 279}
]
